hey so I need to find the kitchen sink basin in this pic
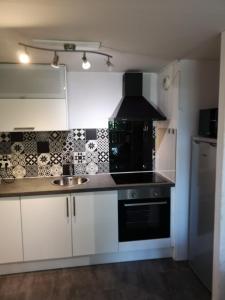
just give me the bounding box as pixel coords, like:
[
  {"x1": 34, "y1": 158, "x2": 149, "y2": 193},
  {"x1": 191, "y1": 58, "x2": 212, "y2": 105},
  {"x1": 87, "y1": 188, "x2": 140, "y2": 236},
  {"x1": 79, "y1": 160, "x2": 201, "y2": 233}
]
[{"x1": 52, "y1": 176, "x2": 89, "y2": 186}]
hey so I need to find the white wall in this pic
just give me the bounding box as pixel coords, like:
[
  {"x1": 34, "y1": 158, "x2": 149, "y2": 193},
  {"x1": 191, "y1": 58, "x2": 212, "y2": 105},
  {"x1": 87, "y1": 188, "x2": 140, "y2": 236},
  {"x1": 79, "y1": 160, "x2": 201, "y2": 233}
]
[
  {"x1": 67, "y1": 72, "x2": 158, "y2": 128},
  {"x1": 67, "y1": 72, "x2": 122, "y2": 128}
]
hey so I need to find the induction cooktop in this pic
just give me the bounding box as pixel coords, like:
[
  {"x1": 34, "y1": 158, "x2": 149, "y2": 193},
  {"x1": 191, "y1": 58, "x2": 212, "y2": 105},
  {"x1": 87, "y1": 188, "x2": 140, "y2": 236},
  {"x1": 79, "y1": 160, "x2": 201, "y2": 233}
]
[{"x1": 110, "y1": 172, "x2": 168, "y2": 185}]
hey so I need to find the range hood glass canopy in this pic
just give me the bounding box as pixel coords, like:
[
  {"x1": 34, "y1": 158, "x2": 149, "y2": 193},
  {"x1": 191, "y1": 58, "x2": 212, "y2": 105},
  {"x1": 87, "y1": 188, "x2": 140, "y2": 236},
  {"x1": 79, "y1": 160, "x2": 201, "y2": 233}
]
[{"x1": 110, "y1": 73, "x2": 166, "y2": 121}]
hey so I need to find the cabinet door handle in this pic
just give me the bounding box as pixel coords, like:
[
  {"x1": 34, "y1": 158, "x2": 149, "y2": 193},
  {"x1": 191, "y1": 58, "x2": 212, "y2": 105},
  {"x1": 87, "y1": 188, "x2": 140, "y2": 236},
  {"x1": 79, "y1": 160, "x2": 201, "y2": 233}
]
[
  {"x1": 66, "y1": 197, "x2": 69, "y2": 217},
  {"x1": 124, "y1": 201, "x2": 167, "y2": 207},
  {"x1": 14, "y1": 127, "x2": 35, "y2": 131},
  {"x1": 73, "y1": 196, "x2": 76, "y2": 216}
]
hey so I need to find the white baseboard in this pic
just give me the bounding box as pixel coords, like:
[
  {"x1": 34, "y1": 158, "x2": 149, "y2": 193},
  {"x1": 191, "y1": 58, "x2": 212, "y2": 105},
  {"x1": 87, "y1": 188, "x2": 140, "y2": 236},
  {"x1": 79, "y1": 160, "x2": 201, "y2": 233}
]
[
  {"x1": 0, "y1": 247, "x2": 173, "y2": 275},
  {"x1": 119, "y1": 238, "x2": 171, "y2": 252}
]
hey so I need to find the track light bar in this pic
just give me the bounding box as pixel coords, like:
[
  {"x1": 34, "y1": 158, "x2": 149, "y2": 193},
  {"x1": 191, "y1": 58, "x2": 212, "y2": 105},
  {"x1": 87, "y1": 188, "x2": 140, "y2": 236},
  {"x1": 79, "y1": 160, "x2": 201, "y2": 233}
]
[
  {"x1": 18, "y1": 43, "x2": 112, "y2": 58},
  {"x1": 18, "y1": 42, "x2": 113, "y2": 70},
  {"x1": 32, "y1": 40, "x2": 101, "y2": 51}
]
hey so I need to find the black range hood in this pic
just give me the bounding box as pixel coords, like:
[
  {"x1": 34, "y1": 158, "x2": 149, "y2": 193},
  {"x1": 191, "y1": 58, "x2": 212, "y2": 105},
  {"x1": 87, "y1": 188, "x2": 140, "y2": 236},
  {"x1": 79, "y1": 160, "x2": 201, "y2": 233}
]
[{"x1": 110, "y1": 72, "x2": 166, "y2": 121}]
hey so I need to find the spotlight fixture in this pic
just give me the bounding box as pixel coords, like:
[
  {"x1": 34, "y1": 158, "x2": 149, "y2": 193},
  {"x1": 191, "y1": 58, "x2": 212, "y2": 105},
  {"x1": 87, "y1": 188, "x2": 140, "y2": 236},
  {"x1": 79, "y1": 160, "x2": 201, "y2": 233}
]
[
  {"x1": 18, "y1": 47, "x2": 30, "y2": 64},
  {"x1": 106, "y1": 56, "x2": 113, "y2": 71},
  {"x1": 51, "y1": 51, "x2": 59, "y2": 68},
  {"x1": 18, "y1": 42, "x2": 113, "y2": 70},
  {"x1": 82, "y1": 52, "x2": 91, "y2": 70}
]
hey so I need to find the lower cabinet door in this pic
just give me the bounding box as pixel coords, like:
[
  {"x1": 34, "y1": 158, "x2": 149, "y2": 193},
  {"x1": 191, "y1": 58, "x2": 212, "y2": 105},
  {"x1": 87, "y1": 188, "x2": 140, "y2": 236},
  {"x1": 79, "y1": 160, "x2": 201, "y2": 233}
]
[
  {"x1": 0, "y1": 197, "x2": 23, "y2": 264},
  {"x1": 72, "y1": 191, "x2": 118, "y2": 256},
  {"x1": 21, "y1": 194, "x2": 72, "y2": 261}
]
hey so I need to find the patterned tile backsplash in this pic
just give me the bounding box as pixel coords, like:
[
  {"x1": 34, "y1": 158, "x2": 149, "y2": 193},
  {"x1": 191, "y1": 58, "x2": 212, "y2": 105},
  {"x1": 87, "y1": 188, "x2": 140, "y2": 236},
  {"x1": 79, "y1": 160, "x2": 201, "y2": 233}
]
[{"x1": 0, "y1": 129, "x2": 109, "y2": 179}]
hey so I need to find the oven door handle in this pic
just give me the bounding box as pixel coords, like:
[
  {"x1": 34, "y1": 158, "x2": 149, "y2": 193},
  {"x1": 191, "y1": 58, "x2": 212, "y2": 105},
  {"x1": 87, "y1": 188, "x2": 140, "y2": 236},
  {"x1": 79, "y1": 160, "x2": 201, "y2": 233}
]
[{"x1": 124, "y1": 201, "x2": 167, "y2": 207}]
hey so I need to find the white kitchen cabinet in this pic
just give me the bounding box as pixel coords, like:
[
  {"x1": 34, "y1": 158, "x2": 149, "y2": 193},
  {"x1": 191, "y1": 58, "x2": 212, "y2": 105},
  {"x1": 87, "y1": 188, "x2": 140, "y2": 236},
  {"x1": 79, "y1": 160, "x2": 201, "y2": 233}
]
[
  {"x1": 12, "y1": 191, "x2": 118, "y2": 263},
  {"x1": 0, "y1": 64, "x2": 68, "y2": 131},
  {"x1": 0, "y1": 64, "x2": 66, "y2": 99},
  {"x1": 21, "y1": 194, "x2": 72, "y2": 261},
  {"x1": 72, "y1": 191, "x2": 118, "y2": 256},
  {"x1": 0, "y1": 98, "x2": 68, "y2": 131},
  {"x1": 0, "y1": 197, "x2": 23, "y2": 264}
]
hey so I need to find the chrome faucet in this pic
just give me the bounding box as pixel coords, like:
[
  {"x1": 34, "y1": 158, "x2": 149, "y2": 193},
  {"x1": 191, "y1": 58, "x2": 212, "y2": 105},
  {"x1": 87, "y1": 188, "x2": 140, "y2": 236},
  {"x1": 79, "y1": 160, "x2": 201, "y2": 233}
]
[{"x1": 69, "y1": 164, "x2": 74, "y2": 176}]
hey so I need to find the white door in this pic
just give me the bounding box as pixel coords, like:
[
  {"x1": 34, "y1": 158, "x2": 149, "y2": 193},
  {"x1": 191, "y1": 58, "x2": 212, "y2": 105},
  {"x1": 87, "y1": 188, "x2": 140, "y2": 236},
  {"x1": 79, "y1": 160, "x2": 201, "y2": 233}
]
[
  {"x1": 0, "y1": 197, "x2": 23, "y2": 264},
  {"x1": 72, "y1": 191, "x2": 118, "y2": 256},
  {"x1": 21, "y1": 194, "x2": 72, "y2": 261}
]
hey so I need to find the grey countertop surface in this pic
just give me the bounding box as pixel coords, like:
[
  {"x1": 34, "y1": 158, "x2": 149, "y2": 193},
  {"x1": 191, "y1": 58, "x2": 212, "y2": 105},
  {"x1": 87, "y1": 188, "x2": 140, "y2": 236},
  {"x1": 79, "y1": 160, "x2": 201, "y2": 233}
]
[{"x1": 0, "y1": 173, "x2": 175, "y2": 198}]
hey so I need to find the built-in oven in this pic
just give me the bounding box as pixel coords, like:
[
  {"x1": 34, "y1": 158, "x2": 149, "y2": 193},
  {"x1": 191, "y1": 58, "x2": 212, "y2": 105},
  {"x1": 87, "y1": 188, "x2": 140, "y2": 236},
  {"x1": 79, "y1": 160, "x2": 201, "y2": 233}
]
[{"x1": 118, "y1": 187, "x2": 170, "y2": 242}]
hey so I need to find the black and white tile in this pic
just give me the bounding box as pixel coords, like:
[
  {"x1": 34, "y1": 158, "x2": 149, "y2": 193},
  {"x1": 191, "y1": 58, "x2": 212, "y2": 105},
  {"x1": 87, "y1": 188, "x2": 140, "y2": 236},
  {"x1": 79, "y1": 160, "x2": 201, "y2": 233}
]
[
  {"x1": 74, "y1": 140, "x2": 86, "y2": 152},
  {"x1": 11, "y1": 142, "x2": 24, "y2": 154},
  {"x1": 3, "y1": 167, "x2": 13, "y2": 178},
  {"x1": 38, "y1": 153, "x2": 50, "y2": 166},
  {"x1": 97, "y1": 128, "x2": 108, "y2": 139},
  {"x1": 0, "y1": 154, "x2": 11, "y2": 169},
  {"x1": 74, "y1": 152, "x2": 86, "y2": 164},
  {"x1": 36, "y1": 132, "x2": 49, "y2": 142},
  {"x1": 0, "y1": 142, "x2": 11, "y2": 154},
  {"x1": 98, "y1": 162, "x2": 109, "y2": 173},
  {"x1": 23, "y1": 141, "x2": 38, "y2": 154},
  {"x1": 74, "y1": 163, "x2": 86, "y2": 175},
  {"x1": 85, "y1": 140, "x2": 97, "y2": 152},
  {"x1": 63, "y1": 132, "x2": 74, "y2": 152},
  {"x1": 0, "y1": 128, "x2": 110, "y2": 178},
  {"x1": 11, "y1": 154, "x2": 26, "y2": 167},
  {"x1": 50, "y1": 164, "x2": 63, "y2": 176},
  {"x1": 50, "y1": 152, "x2": 62, "y2": 165},
  {"x1": 37, "y1": 141, "x2": 49, "y2": 153},
  {"x1": 49, "y1": 140, "x2": 63, "y2": 153},
  {"x1": 25, "y1": 154, "x2": 38, "y2": 165},
  {"x1": 11, "y1": 132, "x2": 23, "y2": 142},
  {"x1": 62, "y1": 151, "x2": 73, "y2": 164},
  {"x1": 0, "y1": 133, "x2": 11, "y2": 143},
  {"x1": 49, "y1": 131, "x2": 61, "y2": 142},
  {"x1": 38, "y1": 165, "x2": 51, "y2": 177},
  {"x1": 97, "y1": 138, "x2": 109, "y2": 152},
  {"x1": 12, "y1": 165, "x2": 26, "y2": 178},
  {"x1": 86, "y1": 162, "x2": 98, "y2": 175},
  {"x1": 86, "y1": 129, "x2": 97, "y2": 140},
  {"x1": 23, "y1": 132, "x2": 36, "y2": 141},
  {"x1": 86, "y1": 151, "x2": 98, "y2": 164},
  {"x1": 25, "y1": 165, "x2": 38, "y2": 177},
  {"x1": 98, "y1": 151, "x2": 109, "y2": 163},
  {"x1": 74, "y1": 129, "x2": 85, "y2": 141}
]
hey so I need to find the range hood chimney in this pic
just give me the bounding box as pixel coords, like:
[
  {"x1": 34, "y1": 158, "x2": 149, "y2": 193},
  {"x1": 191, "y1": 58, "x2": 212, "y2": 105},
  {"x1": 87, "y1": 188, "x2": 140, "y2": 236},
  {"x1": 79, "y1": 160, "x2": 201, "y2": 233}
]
[{"x1": 110, "y1": 73, "x2": 166, "y2": 121}]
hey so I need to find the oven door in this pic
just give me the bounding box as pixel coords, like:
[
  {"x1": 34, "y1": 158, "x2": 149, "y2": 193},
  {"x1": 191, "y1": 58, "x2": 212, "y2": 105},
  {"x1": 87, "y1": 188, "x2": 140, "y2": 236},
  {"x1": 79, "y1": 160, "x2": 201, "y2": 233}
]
[{"x1": 118, "y1": 198, "x2": 170, "y2": 242}]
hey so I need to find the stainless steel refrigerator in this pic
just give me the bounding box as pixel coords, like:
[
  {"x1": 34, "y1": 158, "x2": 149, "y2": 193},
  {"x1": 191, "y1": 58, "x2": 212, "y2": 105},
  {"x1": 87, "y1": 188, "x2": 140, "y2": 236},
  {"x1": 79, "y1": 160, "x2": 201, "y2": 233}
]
[{"x1": 189, "y1": 137, "x2": 217, "y2": 291}]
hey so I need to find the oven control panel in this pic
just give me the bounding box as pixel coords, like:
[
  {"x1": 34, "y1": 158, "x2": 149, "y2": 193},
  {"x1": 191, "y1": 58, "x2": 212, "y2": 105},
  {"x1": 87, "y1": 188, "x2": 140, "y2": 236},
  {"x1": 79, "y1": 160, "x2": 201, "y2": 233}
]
[{"x1": 118, "y1": 186, "x2": 170, "y2": 200}]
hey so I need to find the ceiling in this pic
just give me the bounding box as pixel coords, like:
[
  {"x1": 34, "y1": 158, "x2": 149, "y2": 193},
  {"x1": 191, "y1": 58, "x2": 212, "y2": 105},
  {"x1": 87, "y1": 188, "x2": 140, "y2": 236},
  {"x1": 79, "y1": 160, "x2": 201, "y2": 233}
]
[{"x1": 0, "y1": 0, "x2": 224, "y2": 72}]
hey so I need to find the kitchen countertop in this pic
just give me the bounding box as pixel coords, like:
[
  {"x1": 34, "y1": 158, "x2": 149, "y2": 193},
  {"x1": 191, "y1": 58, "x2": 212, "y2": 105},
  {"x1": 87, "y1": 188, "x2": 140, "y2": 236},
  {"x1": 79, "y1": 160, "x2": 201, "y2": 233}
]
[{"x1": 0, "y1": 173, "x2": 175, "y2": 198}]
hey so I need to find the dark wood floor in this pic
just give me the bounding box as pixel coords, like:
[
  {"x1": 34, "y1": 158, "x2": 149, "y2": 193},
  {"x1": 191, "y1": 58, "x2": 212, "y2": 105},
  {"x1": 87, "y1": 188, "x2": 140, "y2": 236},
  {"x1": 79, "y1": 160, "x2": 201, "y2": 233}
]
[{"x1": 0, "y1": 259, "x2": 211, "y2": 300}]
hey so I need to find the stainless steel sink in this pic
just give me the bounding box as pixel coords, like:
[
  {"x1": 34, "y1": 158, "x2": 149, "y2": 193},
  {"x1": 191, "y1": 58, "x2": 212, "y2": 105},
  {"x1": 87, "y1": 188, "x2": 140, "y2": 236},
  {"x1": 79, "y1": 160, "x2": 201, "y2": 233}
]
[{"x1": 52, "y1": 176, "x2": 89, "y2": 186}]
